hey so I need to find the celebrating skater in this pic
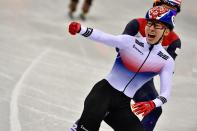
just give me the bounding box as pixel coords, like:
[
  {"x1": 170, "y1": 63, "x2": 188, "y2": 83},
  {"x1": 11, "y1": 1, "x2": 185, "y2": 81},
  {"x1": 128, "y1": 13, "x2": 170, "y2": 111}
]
[{"x1": 68, "y1": 6, "x2": 176, "y2": 131}]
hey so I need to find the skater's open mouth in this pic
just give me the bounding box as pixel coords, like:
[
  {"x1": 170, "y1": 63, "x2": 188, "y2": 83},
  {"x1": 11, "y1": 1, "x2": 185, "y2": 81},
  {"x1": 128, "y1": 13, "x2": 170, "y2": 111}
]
[{"x1": 148, "y1": 34, "x2": 156, "y2": 39}]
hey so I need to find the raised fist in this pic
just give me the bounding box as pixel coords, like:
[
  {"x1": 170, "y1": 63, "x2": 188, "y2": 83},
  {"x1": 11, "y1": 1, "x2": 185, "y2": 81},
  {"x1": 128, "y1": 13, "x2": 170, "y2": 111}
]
[{"x1": 68, "y1": 22, "x2": 81, "y2": 35}]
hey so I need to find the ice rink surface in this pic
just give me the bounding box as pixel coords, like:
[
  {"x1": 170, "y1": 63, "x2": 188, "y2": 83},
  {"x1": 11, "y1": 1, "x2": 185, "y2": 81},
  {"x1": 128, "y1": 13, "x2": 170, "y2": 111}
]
[{"x1": 0, "y1": 0, "x2": 197, "y2": 131}]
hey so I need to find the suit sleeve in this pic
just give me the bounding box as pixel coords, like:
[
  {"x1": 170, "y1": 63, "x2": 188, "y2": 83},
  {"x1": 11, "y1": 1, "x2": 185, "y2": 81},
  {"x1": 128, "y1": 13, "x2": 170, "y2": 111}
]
[
  {"x1": 122, "y1": 19, "x2": 140, "y2": 36},
  {"x1": 79, "y1": 26, "x2": 134, "y2": 49},
  {"x1": 153, "y1": 59, "x2": 175, "y2": 107},
  {"x1": 167, "y1": 39, "x2": 181, "y2": 60}
]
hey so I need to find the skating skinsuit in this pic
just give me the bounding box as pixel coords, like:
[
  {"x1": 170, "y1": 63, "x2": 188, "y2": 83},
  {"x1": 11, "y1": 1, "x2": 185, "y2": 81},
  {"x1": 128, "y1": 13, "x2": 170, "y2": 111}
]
[
  {"x1": 79, "y1": 26, "x2": 175, "y2": 107},
  {"x1": 123, "y1": 18, "x2": 181, "y2": 60}
]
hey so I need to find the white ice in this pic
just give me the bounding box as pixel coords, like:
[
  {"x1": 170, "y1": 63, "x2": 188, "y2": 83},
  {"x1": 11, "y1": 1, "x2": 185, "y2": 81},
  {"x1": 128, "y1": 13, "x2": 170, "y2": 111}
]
[{"x1": 0, "y1": 0, "x2": 197, "y2": 131}]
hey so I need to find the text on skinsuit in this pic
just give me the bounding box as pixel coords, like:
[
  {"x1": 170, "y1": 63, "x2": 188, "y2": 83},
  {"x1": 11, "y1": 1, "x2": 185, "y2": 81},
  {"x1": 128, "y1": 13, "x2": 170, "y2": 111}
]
[{"x1": 157, "y1": 51, "x2": 169, "y2": 60}]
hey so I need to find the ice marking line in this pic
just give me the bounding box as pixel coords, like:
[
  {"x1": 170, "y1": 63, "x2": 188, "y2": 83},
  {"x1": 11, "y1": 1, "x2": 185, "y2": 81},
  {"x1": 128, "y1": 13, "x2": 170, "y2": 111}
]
[
  {"x1": 10, "y1": 48, "x2": 51, "y2": 131},
  {"x1": 0, "y1": 72, "x2": 14, "y2": 80}
]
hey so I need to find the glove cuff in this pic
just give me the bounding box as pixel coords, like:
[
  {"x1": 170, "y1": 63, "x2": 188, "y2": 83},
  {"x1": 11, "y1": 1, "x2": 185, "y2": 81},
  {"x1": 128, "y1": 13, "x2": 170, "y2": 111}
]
[{"x1": 153, "y1": 96, "x2": 167, "y2": 107}]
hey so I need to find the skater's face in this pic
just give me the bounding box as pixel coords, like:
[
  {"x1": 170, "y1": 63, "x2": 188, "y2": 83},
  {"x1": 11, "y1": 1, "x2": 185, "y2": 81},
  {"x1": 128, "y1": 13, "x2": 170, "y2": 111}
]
[{"x1": 145, "y1": 20, "x2": 170, "y2": 45}]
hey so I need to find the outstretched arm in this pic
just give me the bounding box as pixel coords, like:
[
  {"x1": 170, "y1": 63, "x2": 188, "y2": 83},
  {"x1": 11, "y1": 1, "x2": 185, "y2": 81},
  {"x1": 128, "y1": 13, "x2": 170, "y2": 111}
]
[{"x1": 68, "y1": 22, "x2": 134, "y2": 49}]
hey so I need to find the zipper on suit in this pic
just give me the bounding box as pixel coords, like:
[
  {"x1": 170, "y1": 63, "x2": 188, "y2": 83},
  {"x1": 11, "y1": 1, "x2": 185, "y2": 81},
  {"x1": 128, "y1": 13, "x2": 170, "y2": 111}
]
[{"x1": 122, "y1": 45, "x2": 154, "y2": 92}]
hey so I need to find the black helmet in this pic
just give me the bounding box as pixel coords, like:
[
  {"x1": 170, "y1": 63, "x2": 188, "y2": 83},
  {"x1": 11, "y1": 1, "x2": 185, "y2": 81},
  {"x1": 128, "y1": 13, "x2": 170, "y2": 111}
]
[{"x1": 153, "y1": 0, "x2": 182, "y2": 13}]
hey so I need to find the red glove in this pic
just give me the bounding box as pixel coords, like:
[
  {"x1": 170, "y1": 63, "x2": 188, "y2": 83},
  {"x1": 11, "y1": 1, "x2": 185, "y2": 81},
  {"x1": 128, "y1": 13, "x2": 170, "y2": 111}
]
[
  {"x1": 131, "y1": 100, "x2": 155, "y2": 117},
  {"x1": 68, "y1": 22, "x2": 81, "y2": 35}
]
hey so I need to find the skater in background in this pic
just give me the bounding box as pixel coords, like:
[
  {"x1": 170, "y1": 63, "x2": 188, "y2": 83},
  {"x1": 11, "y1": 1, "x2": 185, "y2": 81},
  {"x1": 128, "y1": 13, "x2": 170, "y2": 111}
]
[
  {"x1": 68, "y1": 6, "x2": 177, "y2": 131},
  {"x1": 68, "y1": 0, "x2": 93, "y2": 20}
]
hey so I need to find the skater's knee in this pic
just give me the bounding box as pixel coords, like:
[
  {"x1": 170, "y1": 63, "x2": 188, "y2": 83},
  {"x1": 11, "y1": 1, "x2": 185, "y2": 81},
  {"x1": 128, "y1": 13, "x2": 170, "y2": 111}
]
[
  {"x1": 85, "y1": 0, "x2": 93, "y2": 5},
  {"x1": 82, "y1": 5, "x2": 90, "y2": 14},
  {"x1": 77, "y1": 118, "x2": 100, "y2": 131},
  {"x1": 82, "y1": 0, "x2": 93, "y2": 13},
  {"x1": 69, "y1": 0, "x2": 79, "y2": 12},
  {"x1": 71, "y1": 0, "x2": 79, "y2": 3}
]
